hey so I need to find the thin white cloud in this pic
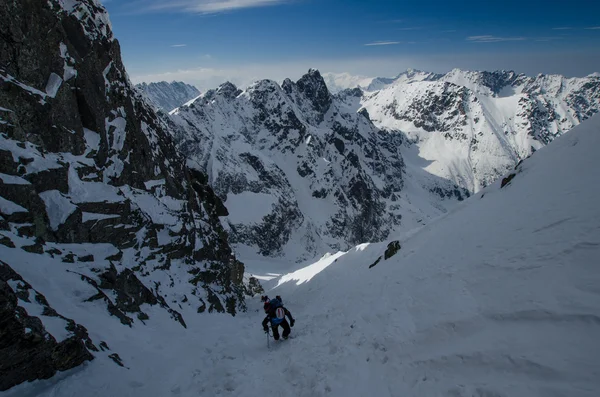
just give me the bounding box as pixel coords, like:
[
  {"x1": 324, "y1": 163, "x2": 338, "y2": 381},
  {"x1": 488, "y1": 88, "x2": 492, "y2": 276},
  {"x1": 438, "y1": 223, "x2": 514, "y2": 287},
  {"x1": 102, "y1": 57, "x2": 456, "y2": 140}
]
[
  {"x1": 467, "y1": 35, "x2": 526, "y2": 43},
  {"x1": 171, "y1": 44, "x2": 187, "y2": 47},
  {"x1": 534, "y1": 36, "x2": 564, "y2": 42},
  {"x1": 585, "y1": 26, "x2": 600, "y2": 30},
  {"x1": 364, "y1": 41, "x2": 401, "y2": 46},
  {"x1": 552, "y1": 27, "x2": 573, "y2": 30},
  {"x1": 397, "y1": 27, "x2": 422, "y2": 31},
  {"x1": 140, "y1": 0, "x2": 288, "y2": 14}
]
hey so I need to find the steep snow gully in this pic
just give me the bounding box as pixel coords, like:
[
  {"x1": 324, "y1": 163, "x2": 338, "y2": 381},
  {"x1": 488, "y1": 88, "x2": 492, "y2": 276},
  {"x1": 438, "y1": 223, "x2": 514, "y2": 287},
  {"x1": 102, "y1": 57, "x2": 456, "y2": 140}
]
[{"x1": 6, "y1": 117, "x2": 600, "y2": 396}]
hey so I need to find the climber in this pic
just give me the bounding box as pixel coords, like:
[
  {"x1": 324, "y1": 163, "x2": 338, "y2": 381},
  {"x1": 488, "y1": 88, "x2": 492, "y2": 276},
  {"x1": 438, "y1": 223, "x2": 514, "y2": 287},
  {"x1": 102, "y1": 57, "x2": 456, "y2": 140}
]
[{"x1": 262, "y1": 295, "x2": 295, "y2": 340}]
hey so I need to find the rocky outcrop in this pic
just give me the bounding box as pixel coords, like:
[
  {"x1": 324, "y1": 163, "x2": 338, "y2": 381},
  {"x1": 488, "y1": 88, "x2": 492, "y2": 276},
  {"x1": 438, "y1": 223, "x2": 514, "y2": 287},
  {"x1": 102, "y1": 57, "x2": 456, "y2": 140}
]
[
  {"x1": 0, "y1": 261, "x2": 96, "y2": 391},
  {"x1": 0, "y1": 0, "x2": 251, "y2": 388},
  {"x1": 368, "y1": 240, "x2": 401, "y2": 269},
  {"x1": 384, "y1": 240, "x2": 401, "y2": 260}
]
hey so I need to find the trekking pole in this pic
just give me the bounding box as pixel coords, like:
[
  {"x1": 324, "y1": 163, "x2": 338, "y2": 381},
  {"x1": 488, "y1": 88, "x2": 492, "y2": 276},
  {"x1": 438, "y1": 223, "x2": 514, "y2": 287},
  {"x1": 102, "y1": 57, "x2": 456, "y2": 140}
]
[{"x1": 266, "y1": 328, "x2": 270, "y2": 349}]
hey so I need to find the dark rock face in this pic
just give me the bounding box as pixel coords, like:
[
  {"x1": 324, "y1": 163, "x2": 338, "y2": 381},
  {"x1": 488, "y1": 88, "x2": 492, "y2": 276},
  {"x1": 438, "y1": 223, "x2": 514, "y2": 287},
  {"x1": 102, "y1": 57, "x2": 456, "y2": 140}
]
[
  {"x1": 387, "y1": 82, "x2": 471, "y2": 134},
  {"x1": 0, "y1": 261, "x2": 95, "y2": 391},
  {"x1": 368, "y1": 240, "x2": 401, "y2": 269},
  {"x1": 0, "y1": 0, "x2": 252, "y2": 388},
  {"x1": 454, "y1": 70, "x2": 525, "y2": 96},
  {"x1": 501, "y1": 173, "x2": 516, "y2": 188},
  {"x1": 246, "y1": 276, "x2": 264, "y2": 296},
  {"x1": 98, "y1": 264, "x2": 187, "y2": 327},
  {"x1": 295, "y1": 69, "x2": 333, "y2": 118}
]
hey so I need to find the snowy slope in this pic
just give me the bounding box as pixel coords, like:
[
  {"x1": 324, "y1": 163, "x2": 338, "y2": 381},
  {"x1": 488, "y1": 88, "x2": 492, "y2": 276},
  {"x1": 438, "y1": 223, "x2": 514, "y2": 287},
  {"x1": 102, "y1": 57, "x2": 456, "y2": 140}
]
[
  {"x1": 361, "y1": 68, "x2": 600, "y2": 192},
  {"x1": 135, "y1": 81, "x2": 200, "y2": 112},
  {"x1": 261, "y1": 113, "x2": 600, "y2": 397},
  {"x1": 10, "y1": 102, "x2": 599, "y2": 397},
  {"x1": 169, "y1": 71, "x2": 465, "y2": 262}
]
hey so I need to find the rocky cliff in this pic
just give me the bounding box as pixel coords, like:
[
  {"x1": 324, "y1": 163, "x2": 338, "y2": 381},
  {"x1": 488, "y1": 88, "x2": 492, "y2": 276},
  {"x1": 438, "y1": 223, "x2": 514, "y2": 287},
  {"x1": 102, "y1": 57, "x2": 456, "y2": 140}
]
[{"x1": 0, "y1": 0, "x2": 249, "y2": 390}]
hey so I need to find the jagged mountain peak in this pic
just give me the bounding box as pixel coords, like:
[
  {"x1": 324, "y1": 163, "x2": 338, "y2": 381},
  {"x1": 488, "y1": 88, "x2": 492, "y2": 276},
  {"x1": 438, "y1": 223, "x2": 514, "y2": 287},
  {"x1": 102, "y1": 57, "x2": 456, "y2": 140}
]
[
  {"x1": 216, "y1": 81, "x2": 242, "y2": 97},
  {"x1": 201, "y1": 81, "x2": 242, "y2": 101},
  {"x1": 52, "y1": 0, "x2": 113, "y2": 41},
  {"x1": 247, "y1": 78, "x2": 282, "y2": 94},
  {"x1": 306, "y1": 68, "x2": 324, "y2": 78},
  {"x1": 293, "y1": 68, "x2": 333, "y2": 118},
  {"x1": 295, "y1": 68, "x2": 328, "y2": 90}
]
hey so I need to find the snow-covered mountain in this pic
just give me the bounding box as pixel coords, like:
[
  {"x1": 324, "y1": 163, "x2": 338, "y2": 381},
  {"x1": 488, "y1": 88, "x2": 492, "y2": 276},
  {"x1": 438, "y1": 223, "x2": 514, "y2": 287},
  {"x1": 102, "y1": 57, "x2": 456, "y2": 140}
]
[
  {"x1": 321, "y1": 72, "x2": 375, "y2": 94},
  {"x1": 366, "y1": 69, "x2": 443, "y2": 92},
  {"x1": 321, "y1": 69, "x2": 442, "y2": 93},
  {"x1": 0, "y1": 0, "x2": 254, "y2": 390},
  {"x1": 135, "y1": 81, "x2": 200, "y2": 112},
  {"x1": 167, "y1": 66, "x2": 598, "y2": 260},
  {"x1": 354, "y1": 68, "x2": 600, "y2": 191},
  {"x1": 169, "y1": 71, "x2": 465, "y2": 261}
]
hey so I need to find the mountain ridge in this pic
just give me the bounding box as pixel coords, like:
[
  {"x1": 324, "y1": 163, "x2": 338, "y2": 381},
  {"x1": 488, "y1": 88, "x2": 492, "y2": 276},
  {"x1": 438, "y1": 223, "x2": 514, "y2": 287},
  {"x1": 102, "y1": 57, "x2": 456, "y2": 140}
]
[
  {"x1": 169, "y1": 69, "x2": 467, "y2": 261},
  {"x1": 356, "y1": 68, "x2": 599, "y2": 191},
  {"x1": 135, "y1": 81, "x2": 200, "y2": 113}
]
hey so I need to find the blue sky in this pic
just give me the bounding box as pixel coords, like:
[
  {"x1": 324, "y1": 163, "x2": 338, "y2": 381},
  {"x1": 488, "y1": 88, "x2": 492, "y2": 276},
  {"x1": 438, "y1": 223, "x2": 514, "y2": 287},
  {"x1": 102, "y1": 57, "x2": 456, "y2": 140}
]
[{"x1": 101, "y1": 0, "x2": 600, "y2": 89}]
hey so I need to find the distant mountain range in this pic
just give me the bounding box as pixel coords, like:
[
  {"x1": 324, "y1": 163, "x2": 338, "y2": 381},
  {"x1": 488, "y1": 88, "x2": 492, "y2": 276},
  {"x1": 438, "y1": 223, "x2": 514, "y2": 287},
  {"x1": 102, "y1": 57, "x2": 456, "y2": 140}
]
[
  {"x1": 135, "y1": 81, "x2": 200, "y2": 112},
  {"x1": 340, "y1": 68, "x2": 600, "y2": 191},
  {"x1": 166, "y1": 68, "x2": 599, "y2": 259}
]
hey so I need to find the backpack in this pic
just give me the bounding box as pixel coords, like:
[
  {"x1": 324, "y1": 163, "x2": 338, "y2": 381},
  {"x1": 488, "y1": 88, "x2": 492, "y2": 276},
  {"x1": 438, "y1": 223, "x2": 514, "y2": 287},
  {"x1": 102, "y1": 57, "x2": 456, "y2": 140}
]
[
  {"x1": 269, "y1": 297, "x2": 283, "y2": 309},
  {"x1": 271, "y1": 306, "x2": 286, "y2": 325},
  {"x1": 268, "y1": 297, "x2": 285, "y2": 325}
]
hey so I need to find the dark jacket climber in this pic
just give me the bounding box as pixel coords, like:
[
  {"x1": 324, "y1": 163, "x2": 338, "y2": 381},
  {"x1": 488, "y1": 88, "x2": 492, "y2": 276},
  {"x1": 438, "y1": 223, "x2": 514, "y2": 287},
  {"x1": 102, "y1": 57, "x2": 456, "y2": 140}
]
[{"x1": 262, "y1": 297, "x2": 295, "y2": 340}]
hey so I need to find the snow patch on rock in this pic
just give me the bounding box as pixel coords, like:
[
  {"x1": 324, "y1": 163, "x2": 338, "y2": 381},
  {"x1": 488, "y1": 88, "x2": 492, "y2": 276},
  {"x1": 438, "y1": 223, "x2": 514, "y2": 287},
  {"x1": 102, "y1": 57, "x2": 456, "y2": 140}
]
[{"x1": 39, "y1": 190, "x2": 77, "y2": 231}]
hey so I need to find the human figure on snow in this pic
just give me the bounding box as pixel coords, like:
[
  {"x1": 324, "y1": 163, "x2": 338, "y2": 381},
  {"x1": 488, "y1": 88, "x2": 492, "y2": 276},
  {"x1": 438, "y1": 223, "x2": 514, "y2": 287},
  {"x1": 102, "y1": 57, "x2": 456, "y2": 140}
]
[{"x1": 261, "y1": 295, "x2": 295, "y2": 340}]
